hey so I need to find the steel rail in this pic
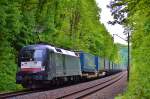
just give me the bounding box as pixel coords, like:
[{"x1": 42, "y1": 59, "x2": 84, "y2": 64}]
[
  {"x1": 57, "y1": 71, "x2": 126, "y2": 99},
  {"x1": 0, "y1": 89, "x2": 43, "y2": 99},
  {"x1": 1, "y1": 71, "x2": 126, "y2": 99}
]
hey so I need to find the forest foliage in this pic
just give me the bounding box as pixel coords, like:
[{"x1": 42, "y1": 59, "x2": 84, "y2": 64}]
[
  {"x1": 109, "y1": 0, "x2": 150, "y2": 98},
  {"x1": 0, "y1": 0, "x2": 119, "y2": 91}
]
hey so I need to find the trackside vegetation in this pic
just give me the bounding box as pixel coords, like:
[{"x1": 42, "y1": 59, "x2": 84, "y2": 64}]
[
  {"x1": 109, "y1": 0, "x2": 150, "y2": 98},
  {"x1": 0, "y1": 0, "x2": 120, "y2": 92}
]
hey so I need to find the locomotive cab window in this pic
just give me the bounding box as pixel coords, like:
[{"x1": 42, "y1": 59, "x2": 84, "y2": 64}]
[{"x1": 21, "y1": 49, "x2": 46, "y2": 62}]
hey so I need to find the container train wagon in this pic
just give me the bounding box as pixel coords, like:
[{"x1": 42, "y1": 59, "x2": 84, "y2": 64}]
[{"x1": 16, "y1": 44, "x2": 122, "y2": 88}]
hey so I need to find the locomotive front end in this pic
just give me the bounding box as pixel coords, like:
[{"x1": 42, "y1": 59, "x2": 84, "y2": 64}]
[{"x1": 16, "y1": 45, "x2": 48, "y2": 88}]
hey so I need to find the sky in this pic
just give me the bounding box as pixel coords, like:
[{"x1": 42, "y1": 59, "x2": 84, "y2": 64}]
[{"x1": 96, "y1": 0, "x2": 127, "y2": 45}]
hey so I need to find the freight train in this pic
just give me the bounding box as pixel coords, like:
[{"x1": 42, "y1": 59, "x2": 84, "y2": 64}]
[{"x1": 16, "y1": 44, "x2": 122, "y2": 88}]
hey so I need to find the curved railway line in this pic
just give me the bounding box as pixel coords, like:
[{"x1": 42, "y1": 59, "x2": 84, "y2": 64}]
[
  {"x1": 0, "y1": 71, "x2": 127, "y2": 99},
  {"x1": 58, "y1": 71, "x2": 126, "y2": 99},
  {"x1": 0, "y1": 89, "x2": 43, "y2": 99}
]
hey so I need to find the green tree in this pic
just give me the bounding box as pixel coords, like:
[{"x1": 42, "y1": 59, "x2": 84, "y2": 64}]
[
  {"x1": 0, "y1": 0, "x2": 22, "y2": 91},
  {"x1": 0, "y1": 0, "x2": 119, "y2": 91},
  {"x1": 109, "y1": 0, "x2": 150, "y2": 98}
]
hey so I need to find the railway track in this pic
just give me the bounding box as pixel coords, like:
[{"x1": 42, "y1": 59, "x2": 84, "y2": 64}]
[
  {"x1": 57, "y1": 71, "x2": 126, "y2": 99},
  {"x1": 1, "y1": 71, "x2": 127, "y2": 99},
  {"x1": 0, "y1": 89, "x2": 44, "y2": 99}
]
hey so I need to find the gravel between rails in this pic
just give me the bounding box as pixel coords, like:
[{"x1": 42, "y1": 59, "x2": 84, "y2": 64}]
[
  {"x1": 82, "y1": 71, "x2": 127, "y2": 99},
  {"x1": 7, "y1": 71, "x2": 127, "y2": 99}
]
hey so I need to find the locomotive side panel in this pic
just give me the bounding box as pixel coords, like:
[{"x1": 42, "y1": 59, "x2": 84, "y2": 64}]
[
  {"x1": 54, "y1": 53, "x2": 65, "y2": 77},
  {"x1": 54, "y1": 53, "x2": 81, "y2": 77},
  {"x1": 64, "y1": 55, "x2": 81, "y2": 76}
]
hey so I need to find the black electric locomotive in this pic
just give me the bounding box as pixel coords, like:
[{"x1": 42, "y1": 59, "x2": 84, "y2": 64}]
[{"x1": 16, "y1": 44, "x2": 121, "y2": 88}]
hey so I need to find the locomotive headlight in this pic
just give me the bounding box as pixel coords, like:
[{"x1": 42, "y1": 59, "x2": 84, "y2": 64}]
[{"x1": 41, "y1": 66, "x2": 45, "y2": 71}]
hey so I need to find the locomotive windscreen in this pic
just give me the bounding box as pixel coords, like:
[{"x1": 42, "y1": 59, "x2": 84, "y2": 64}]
[
  {"x1": 21, "y1": 49, "x2": 46, "y2": 61},
  {"x1": 20, "y1": 49, "x2": 46, "y2": 72}
]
